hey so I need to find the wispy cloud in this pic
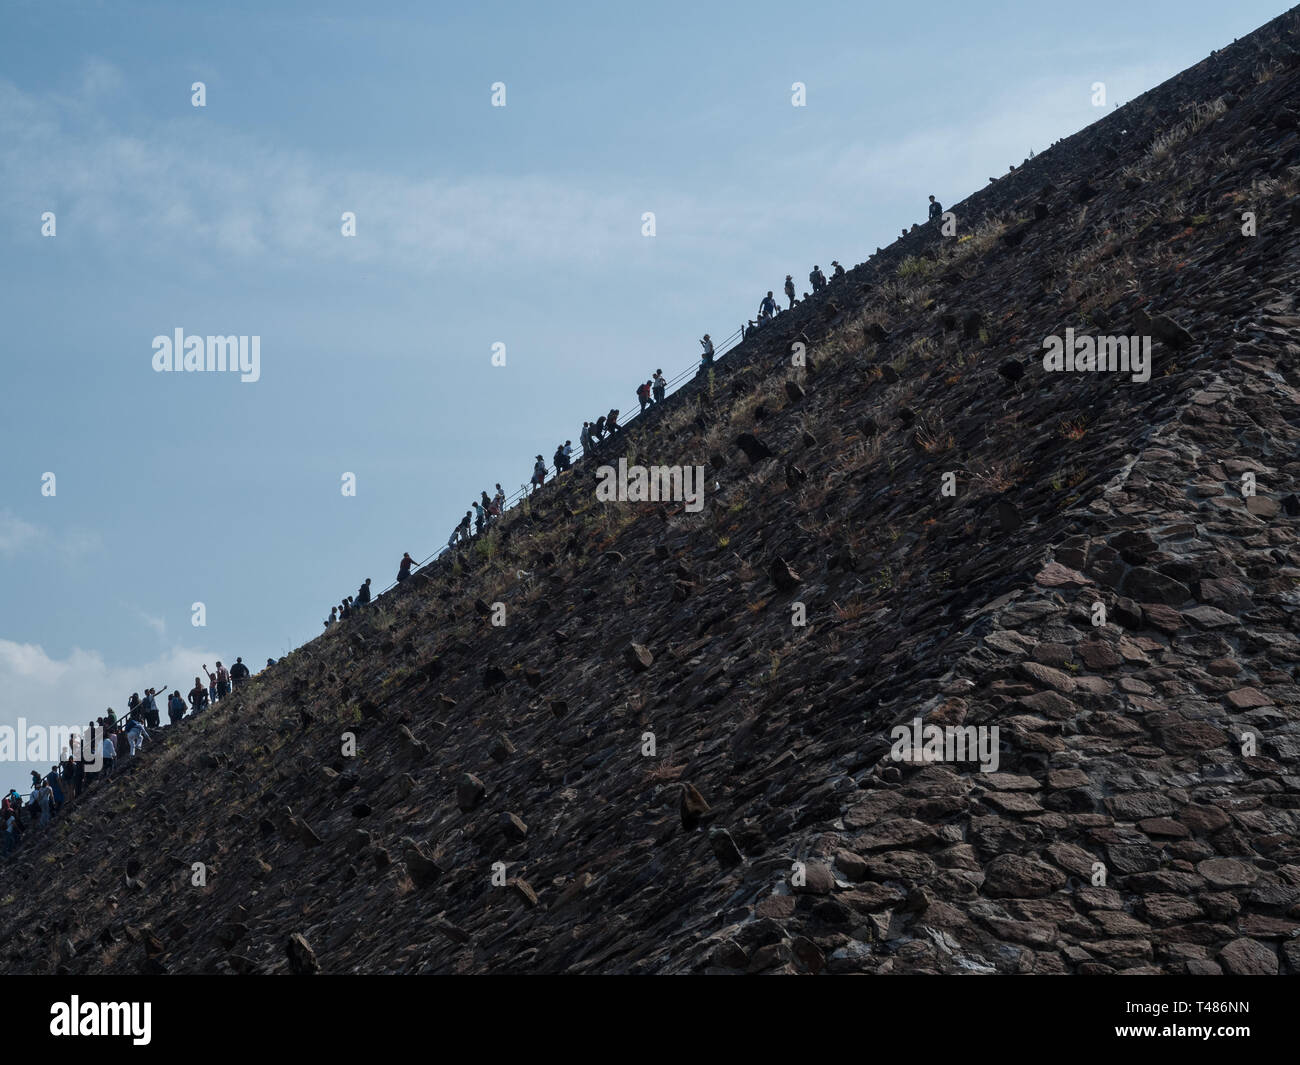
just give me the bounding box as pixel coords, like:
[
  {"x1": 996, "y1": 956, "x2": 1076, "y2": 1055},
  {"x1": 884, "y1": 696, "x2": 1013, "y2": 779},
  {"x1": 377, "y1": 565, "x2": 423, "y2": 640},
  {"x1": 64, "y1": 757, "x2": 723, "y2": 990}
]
[
  {"x1": 0, "y1": 62, "x2": 727, "y2": 271},
  {"x1": 125, "y1": 604, "x2": 167, "y2": 640},
  {"x1": 0, "y1": 509, "x2": 102, "y2": 563},
  {"x1": 0, "y1": 512, "x2": 40, "y2": 557}
]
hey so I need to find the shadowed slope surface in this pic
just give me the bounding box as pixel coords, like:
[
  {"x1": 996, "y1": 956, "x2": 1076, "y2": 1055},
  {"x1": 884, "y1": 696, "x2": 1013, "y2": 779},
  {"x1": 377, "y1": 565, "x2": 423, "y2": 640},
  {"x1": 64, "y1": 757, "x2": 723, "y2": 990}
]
[{"x1": 6, "y1": 7, "x2": 1300, "y2": 974}]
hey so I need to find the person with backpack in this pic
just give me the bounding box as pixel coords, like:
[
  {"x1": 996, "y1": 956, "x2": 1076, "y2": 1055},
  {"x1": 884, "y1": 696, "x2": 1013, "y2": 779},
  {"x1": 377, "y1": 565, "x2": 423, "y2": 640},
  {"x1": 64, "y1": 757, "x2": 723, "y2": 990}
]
[
  {"x1": 168, "y1": 690, "x2": 186, "y2": 725},
  {"x1": 355, "y1": 579, "x2": 372, "y2": 607},
  {"x1": 124, "y1": 717, "x2": 148, "y2": 757},
  {"x1": 552, "y1": 443, "x2": 569, "y2": 474},
  {"x1": 810, "y1": 265, "x2": 827, "y2": 292},
  {"x1": 652, "y1": 370, "x2": 666, "y2": 403},
  {"x1": 530, "y1": 455, "x2": 547, "y2": 491},
  {"x1": 230, "y1": 658, "x2": 250, "y2": 689}
]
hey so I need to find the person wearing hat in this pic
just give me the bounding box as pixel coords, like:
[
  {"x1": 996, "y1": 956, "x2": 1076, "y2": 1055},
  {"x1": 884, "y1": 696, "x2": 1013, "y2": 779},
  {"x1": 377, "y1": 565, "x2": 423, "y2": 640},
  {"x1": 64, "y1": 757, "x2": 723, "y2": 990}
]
[
  {"x1": 531, "y1": 455, "x2": 547, "y2": 491},
  {"x1": 783, "y1": 275, "x2": 796, "y2": 309},
  {"x1": 831, "y1": 260, "x2": 845, "y2": 281}
]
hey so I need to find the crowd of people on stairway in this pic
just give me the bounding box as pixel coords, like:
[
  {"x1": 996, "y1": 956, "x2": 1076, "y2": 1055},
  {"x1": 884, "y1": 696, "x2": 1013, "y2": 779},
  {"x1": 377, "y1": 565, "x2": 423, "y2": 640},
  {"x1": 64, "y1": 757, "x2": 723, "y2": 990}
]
[
  {"x1": 315, "y1": 199, "x2": 944, "y2": 637},
  {"x1": 3, "y1": 657, "x2": 264, "y2": 859},
  {"x1": 8, "y1": 200, "x2": 949, "y2": 863}
]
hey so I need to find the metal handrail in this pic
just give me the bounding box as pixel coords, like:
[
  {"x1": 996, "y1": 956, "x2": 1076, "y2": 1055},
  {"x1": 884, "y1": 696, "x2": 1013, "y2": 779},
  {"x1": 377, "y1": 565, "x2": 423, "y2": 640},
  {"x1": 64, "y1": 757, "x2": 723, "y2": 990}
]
[{"x1": 366, "y1": 322, "x2": 759, "y2": 601}]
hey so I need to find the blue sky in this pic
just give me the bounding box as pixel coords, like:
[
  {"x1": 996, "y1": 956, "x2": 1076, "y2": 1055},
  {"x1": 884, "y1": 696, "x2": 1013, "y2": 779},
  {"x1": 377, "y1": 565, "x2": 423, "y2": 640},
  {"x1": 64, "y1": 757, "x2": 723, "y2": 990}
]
[{"x1": 0, "y1": 0, "x2": 1287, "y2": 783}]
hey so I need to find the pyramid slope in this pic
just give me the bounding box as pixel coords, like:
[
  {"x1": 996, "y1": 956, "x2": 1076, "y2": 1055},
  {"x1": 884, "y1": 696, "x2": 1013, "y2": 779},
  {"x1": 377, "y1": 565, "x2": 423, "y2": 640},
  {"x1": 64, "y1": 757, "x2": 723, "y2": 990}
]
[{"x1": 4, "y1": 6, "x2": 1300, "y2": 975}]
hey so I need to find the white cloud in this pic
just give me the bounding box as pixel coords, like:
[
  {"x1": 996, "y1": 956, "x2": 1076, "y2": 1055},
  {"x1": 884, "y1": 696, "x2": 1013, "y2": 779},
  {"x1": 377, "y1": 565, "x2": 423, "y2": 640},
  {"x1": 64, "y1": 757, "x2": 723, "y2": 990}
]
[
  {"x1": 0, "y1": 512, "x2": 39, "y2": 556},
  {"x1": 0, "y1": 510, "x2": 102, "y2": 563},
  {"x1": 0, "y1": 66, "x2": 726, "y2": 271}
]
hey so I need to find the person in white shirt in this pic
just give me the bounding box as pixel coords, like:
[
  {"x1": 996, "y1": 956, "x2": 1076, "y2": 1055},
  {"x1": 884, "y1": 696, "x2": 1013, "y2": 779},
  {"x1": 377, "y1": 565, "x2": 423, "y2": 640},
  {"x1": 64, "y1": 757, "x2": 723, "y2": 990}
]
[{"x1": 101, "y1": 733, "x2": 117, "y2": 775}]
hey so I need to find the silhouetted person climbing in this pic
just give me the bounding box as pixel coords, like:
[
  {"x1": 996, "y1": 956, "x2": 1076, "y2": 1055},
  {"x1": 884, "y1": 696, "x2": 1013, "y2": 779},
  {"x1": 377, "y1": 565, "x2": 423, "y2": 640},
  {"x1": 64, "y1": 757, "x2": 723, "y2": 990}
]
[
  {"x1": 168, "y1": 690, "x2": 186, "y2": 725},
  {"x1": 606, "y1": 409, "x2": 621, "y2": 434},
  {"x1": 474, "y1": 499, "x2": 486, "y2": 533},
  {"x1": 356, "y1": 578, "x2": 372, "y2": 606},
  {"x1": 831, "y1": 261, "x2": 845, "y2": 281},
  {"x1": 637, "y1": 380, "x2": 652, "y2": 413},
  {"x1": 928, "y1": 195, "x2": 942, "y2": 221},
  {"x1": 810, "y1": 265, "x2": 827, "y2": 292},
  {"x1": 760, "y1": 291, "x2": 778, "y2": 321},
  {"x1": 592, "y1": 415, "x2": 607, "y2": 442},
  {"x1": 531, "y1": 456, "x2": 547, "y2": 491},
  {"x1": 450, "y1": 512, "x2": 471, "y2": 547},
  {"x1": 397, "y1": 552, "x2": 416, "y2": 582},
  {"x1": 230, "y1": 659, "x2": 250, "y2": 689},
  {"x1": 699, "y1": 336, "x2": 714, "y2": 365},
  {"x1": 325, "y1": 606, "x2": 337, "y2": 626},
  {"x1": 653, "y1": 370, "x2": 666, "y2": 403},
  {"x1": 189, "y1": 678, "x2": 207, "y2": 713}
]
